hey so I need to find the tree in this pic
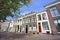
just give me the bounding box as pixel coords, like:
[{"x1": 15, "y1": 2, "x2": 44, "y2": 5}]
[{"x1": 0, "y1": 0, "x2": 31, "y2": 21}]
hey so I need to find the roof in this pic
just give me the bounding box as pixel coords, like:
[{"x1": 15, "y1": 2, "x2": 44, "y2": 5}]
[
  {"x1": 17, "y1": 12, "x2": 36, "y2": 19},
  {"x1": 45, "y1": 0, "x2": 60, "y2": 8}
]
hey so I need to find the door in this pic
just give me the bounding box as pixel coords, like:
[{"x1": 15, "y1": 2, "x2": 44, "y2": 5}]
[
  {"x1": 20, "y1": 26, "x2": 22, "y2": 32},
  {"x1": 26, "y1": 25, "x2": 28, "y2": 33},
  {"x1": 17, "y1": 25, "x2": 19, "y2": 32},
  {"x1": 38, "y1": 23, "x2": 41, "y2": 32}
]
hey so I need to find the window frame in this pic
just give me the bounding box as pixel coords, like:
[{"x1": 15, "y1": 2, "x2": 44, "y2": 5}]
[{"x1": 50, "y1": 7, "x2": 60, "y2": 17}]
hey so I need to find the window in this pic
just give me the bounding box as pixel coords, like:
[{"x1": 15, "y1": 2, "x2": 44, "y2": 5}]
[
  {"x1": 28, "y1": 25, "x2": 32, "y2": 31},
  {"x1": 38, "y1": 15, "x2": 41, "y2": 20},
  {"x1": 42, "y1": 22, "x2": 49, "y2": 30},
  {"x1": 42, "y1": 13, "x2": 47, "y2": 20},
  {"x1": 33, "y1": 24, "x2": 36, "y2": 31},
  {"x1": 54, "y1": 19, "x2": 60, "y2": 32},
  {"x1": 50, "y1": 7, "x2": 60, "y2": 17},
  {"x1": 31, "y1": 16, "x2": 36, "y2": 22},
  {"x1": 20, "y1": 19, "x2": 22, "y2": 25},
  {"x1": 18, "y1": 20, "x2": 19, "y2": 22},
  {"x1": 20, "y1": 19, "x2": 22, "y2": 21},
  {"x1": 27, "y1": 18, "x2": 30, "y2": 23},
  {"x1": 23, "y1": 19, "x2": 25, "y2": 24},
  {"x1": 25, "y1": 19, "x2": 27, "y2": 23}
]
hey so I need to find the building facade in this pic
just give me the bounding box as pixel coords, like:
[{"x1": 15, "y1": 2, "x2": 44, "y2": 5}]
[
  {"x1": 17, "y1": 11, "x2": 51, "y2": 34},
  {"x1": 45, "y1": 0, "x2": 60, "y2": 34}
]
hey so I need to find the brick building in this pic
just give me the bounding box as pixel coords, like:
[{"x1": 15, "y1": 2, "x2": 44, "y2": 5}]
[{"x1": 45, "y1": 0, "x2": 60, "y2": 34}]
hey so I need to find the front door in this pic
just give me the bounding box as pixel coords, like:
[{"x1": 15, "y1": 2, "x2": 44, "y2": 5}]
[
  {"x1": 38, "y1": 23, "x2": 41, "y2": 32},
  {"x1": 20, "y1": 26, "x2": 22, "y2": 32},
  {"x1": 26, "y1": 25, "x2": 28, "y2": 33}
]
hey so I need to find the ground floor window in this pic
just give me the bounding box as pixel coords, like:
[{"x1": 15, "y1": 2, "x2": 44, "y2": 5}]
[
  {"x1": 54, "y1": 19, "x2": 60, "y2": 32},
  {"x1": 28, "y1": 27, "x2": 32, "y2": 31},
  {"x1": 33, "y1": 24, "x2": 36, "y2": 31},
  {"x1": 42, "y1": 22, "x2": 49, "y2": 30}
]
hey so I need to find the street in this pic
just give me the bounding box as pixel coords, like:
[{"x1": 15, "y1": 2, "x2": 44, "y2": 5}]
[{"x1": 0, "y1": 32, "x2": 60, "y2": 40}]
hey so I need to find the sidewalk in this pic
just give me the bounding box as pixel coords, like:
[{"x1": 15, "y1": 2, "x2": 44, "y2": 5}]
[{"x1": 0, "y1": 32, "x2": 60, "y2": 40}]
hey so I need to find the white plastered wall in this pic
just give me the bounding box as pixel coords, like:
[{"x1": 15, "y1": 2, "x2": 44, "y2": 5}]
[{"x1": 36, "y1": 11, "x2": 52, "y2": 33}]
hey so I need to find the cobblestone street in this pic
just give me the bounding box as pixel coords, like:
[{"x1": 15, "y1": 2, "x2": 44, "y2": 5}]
[{"x1": 0, "y1": 32, "x2": 60, "y2": 40}]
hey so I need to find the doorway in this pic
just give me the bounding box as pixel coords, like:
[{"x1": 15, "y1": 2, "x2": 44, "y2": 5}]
[
  {"x1": 38, "y1": 23, "x2": 41, "y2": 32},
  {"x1": 17, "y1": 25, "x2": 19, "y2": 32},
  {"x1": 26, "y1": 25, "x2": 28, "y2": 33},
  {"x1": 20, "y1": 26, "x2": 22, "y2": 32}
]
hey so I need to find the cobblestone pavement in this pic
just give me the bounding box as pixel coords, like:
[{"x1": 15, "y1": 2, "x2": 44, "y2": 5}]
[{"x1": 0, "y1": 32, "x2": 60, "y2": 40}]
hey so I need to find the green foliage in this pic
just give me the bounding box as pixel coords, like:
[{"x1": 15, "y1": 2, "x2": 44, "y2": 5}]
[{"x1": 0, "y1": 0, "x2": 31, "y2": 21}]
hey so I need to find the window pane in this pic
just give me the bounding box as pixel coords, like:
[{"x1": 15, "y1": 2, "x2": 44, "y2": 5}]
[
  {"x1": 50, "y1": 7, "x2": 60, "y2": 17},
  {"x1": 42, "y1": 22, "x2": 49, "y2": 30},
  {"x1": 42, "y1": 13, "x2": 47, "y2": 20},
  {"x1": 58, "y1": 19, "x2": 60, "y2": 23},
  {"x1": 28, "y1": 27, "x2": 32, "y2": 31},
  {"x1": 38, "y1": 15, "x2": 41, "y2": 20},
  {"x1": 33, "y1": 24, "x2": 36, "y2": 31},
  {"x1": 54, "y1": 19, "x2": 60, "y2": 32},
  {"x1": 54, "y1": 20, "x2": 58, "y2": 26},
  {"x1": 54, "y1": 10, "x2": 60, "y2": 16}
]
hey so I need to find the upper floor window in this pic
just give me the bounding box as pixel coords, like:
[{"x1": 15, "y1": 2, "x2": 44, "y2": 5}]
[
  {"x1": 20, "y1": 19, "x2": 22, "y2": 22},
  {"x1": 20, "y1": 19, "x2": 22, "y2": 25},
  {"x1": 50, "y1": 7, "x2": 60, "y2": 17},
  {"x1": 38, "y1": 15, "x2": 41, "y2": 20},
  {"x1": 18, "y1": 20, "x2": 19, "y2": 22},
  {"x1": 42, "y1": 13, "x2": 47, "y2": 20},
  {"x1": 27, "y1": 18, "x2": 30, "y2": 23},
  {"x1": 32, "y1": 16, "x2": 36, "y2": 22},
  {"x1": 23, "y1": 19, "x2": 25, "y2": 23}
]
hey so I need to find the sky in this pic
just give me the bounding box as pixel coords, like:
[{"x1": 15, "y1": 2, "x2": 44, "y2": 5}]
[
  {"x1": 6, "y1": 0, "x2": 55, "y2": 20},
  {"x1": 20, "y1": 0, "x2": 55, "y2": 15}
]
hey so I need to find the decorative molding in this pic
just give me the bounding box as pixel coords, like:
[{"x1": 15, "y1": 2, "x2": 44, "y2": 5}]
[{"x1": 45, "y1": 1, "x2": 60, "y2": 8}]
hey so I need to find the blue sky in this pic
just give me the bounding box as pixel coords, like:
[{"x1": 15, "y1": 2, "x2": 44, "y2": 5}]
[
  {"x1": 6, "y1": 0, "x2": 55, "y2": 20},
  {"x1": 20, "y1": 0, "x2": 55, "y2": 15}
]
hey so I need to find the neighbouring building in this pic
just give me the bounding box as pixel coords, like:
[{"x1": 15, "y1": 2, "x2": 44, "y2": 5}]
[
  {"x1": 45, "y1": 0, "x2": 60, "y2": 34},
  {"x1": 0, "y1": 20, "x2": 19, "y2": 32},
  {"x1": 0, "y1": 21, "x2": 10, "y2": 32}
]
